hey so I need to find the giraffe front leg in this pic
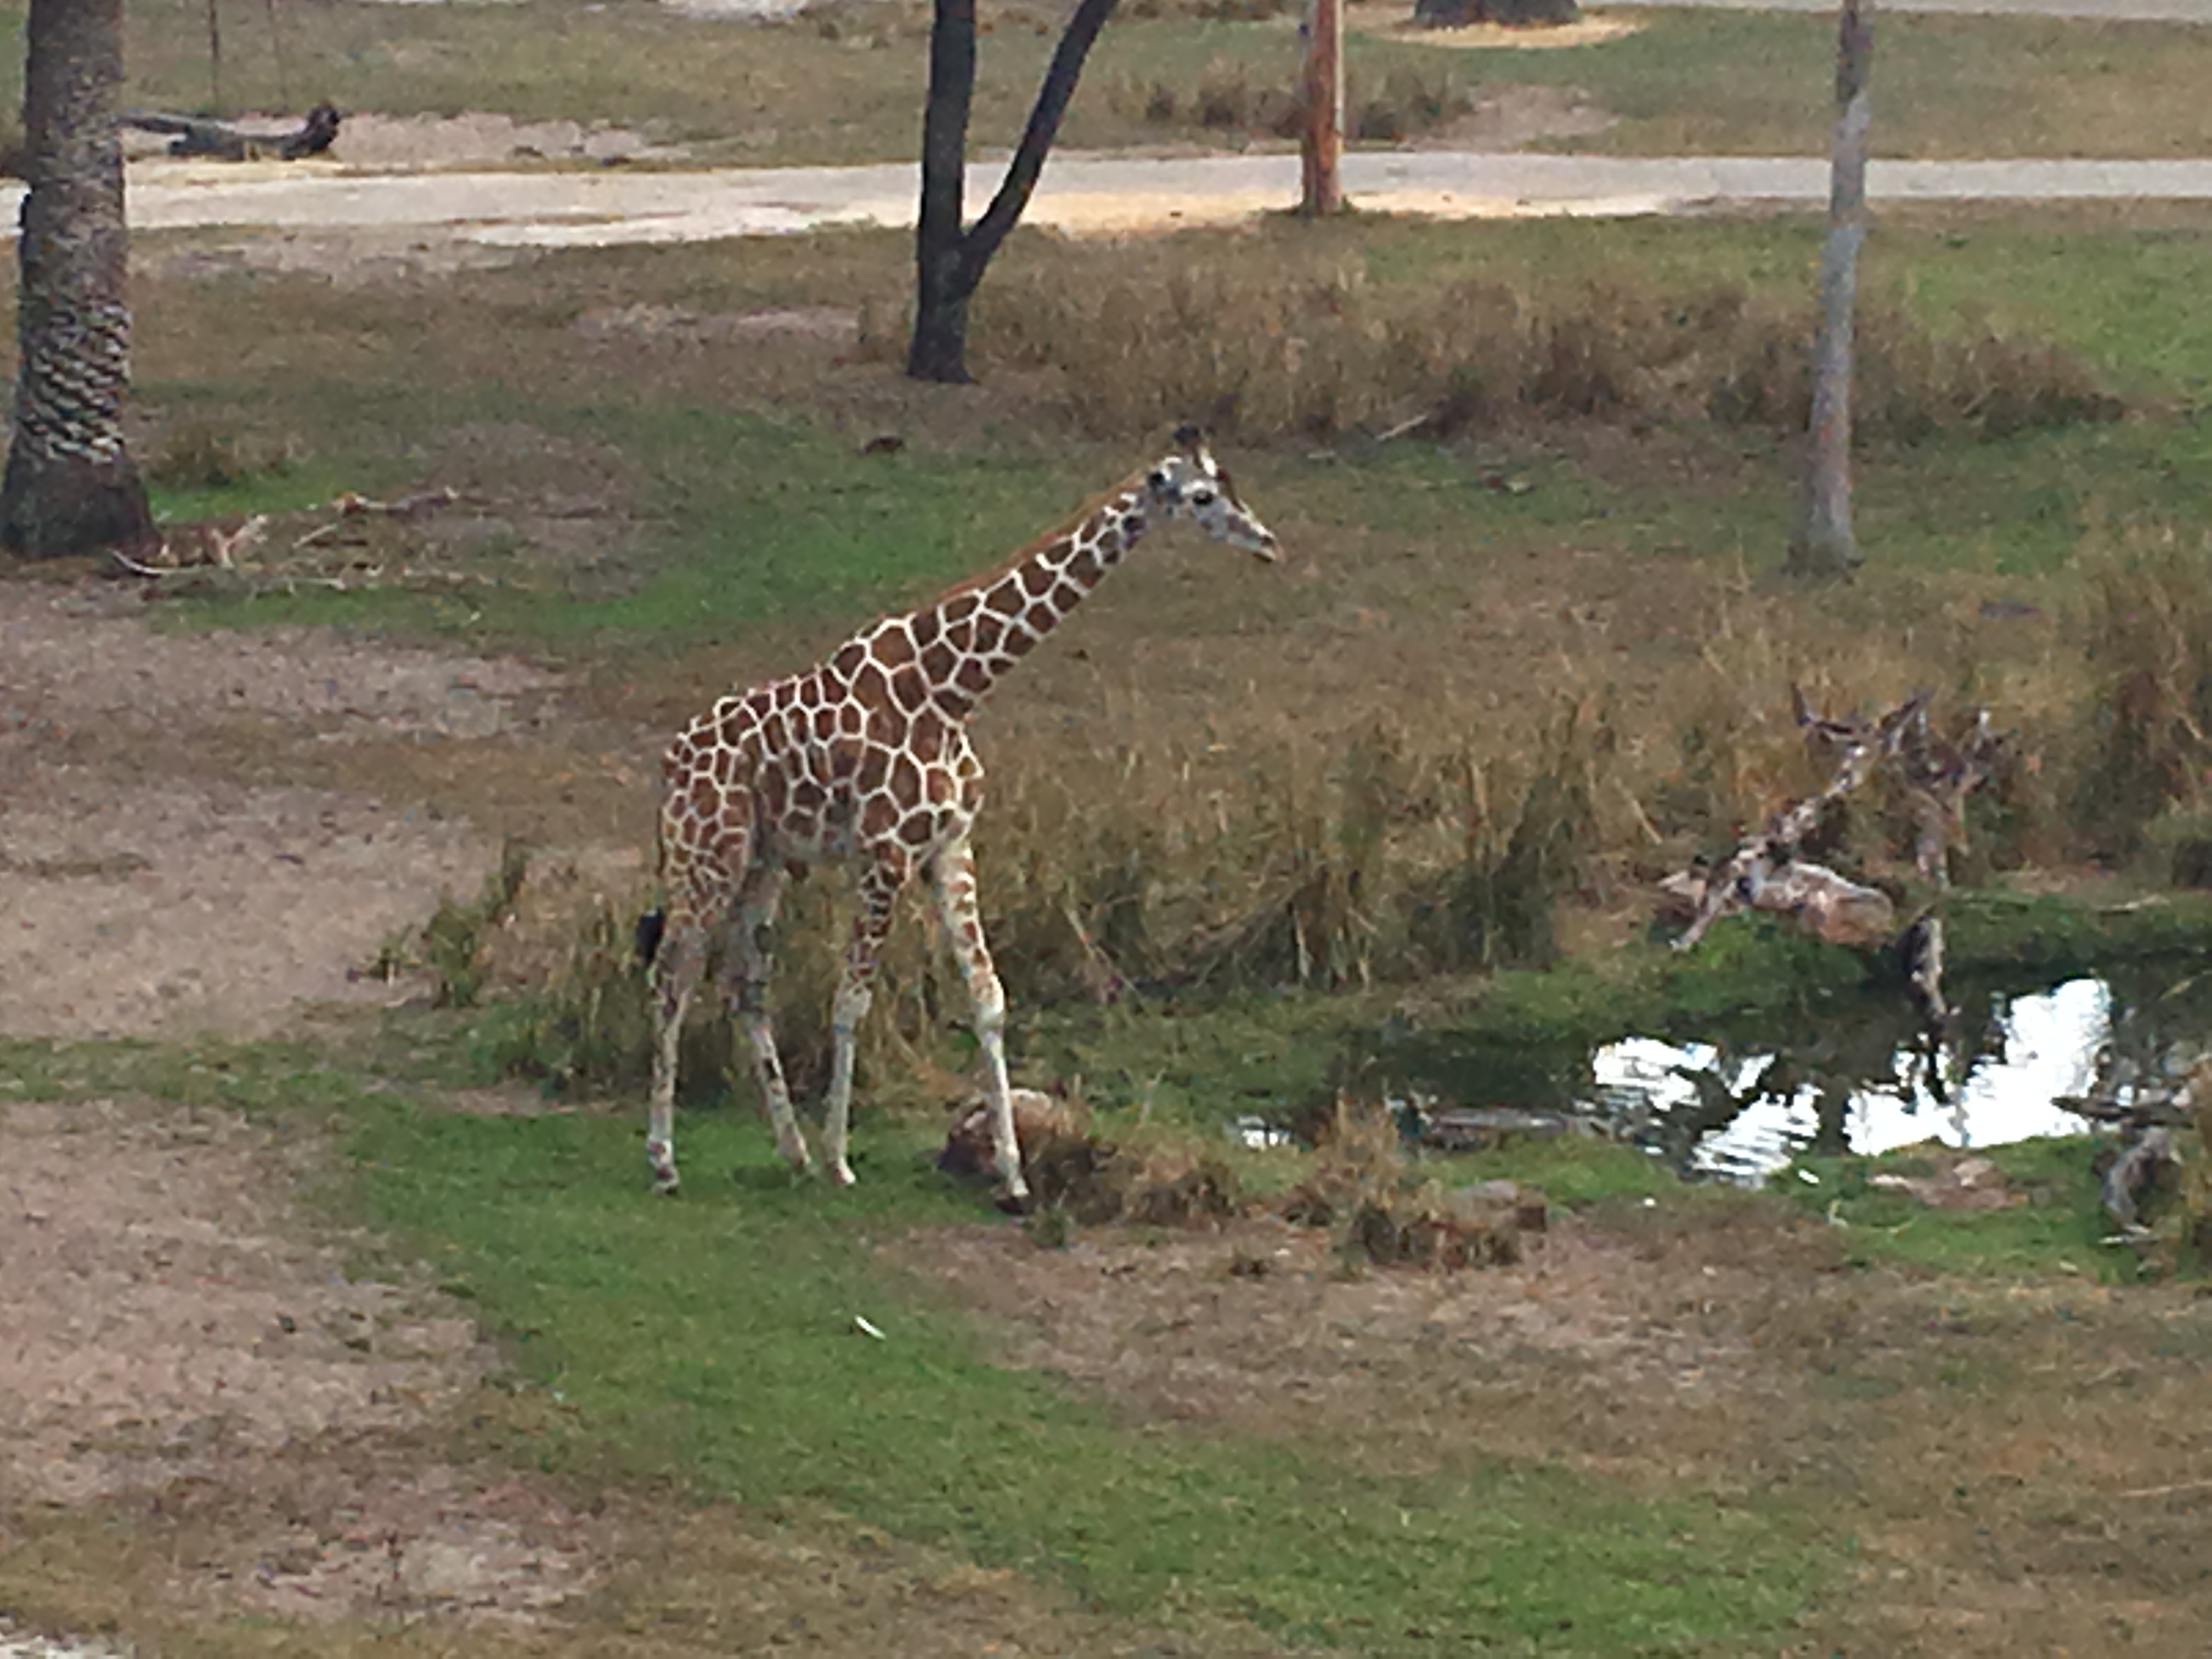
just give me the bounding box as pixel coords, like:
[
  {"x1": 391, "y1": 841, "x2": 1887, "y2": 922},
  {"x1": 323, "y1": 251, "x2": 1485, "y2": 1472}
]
[
  {"x1": 721, "y1": 861, "x2": 814, "y2": 1177},
  {"x1": 821, "y1": 859, "x2": 907, "y2": 1189},
  {"x1": 647, "y1": 916, "x2": 707, "y2": 1195},
  {"x1": 930, "y1": 838, "x2": 1030, "y2": 1212}
]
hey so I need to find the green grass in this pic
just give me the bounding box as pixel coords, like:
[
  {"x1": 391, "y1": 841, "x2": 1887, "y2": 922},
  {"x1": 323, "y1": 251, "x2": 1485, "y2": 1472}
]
[
  {"x1": 0, "y1": 1033, "x2": 387, "y2": 1115},
  {"x1": 1431, "y1": 1135, "x2": 1684, "y2": 1206},
  {"x1": 1782, "y1": 1135, "x2": 2129, "y2": 1281},
  {"x1": 347, "y1": 1096, "x2": 1825, "y2": 1653},
  {"x1": 111, "y1": 211, "x2": 2212, "y2": 654},
  {"x1": 1448, "y1": 10, "x2": 2212, "y2": 162}
]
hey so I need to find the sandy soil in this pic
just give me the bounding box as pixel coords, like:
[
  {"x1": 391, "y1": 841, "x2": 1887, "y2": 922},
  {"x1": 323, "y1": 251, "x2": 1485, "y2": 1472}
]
[
  {"x1": 0, "y1": 580, "x2": 560, "y2": 1039},
  {"x1": 0, "y1": 559, "x2": 622, "y2": 1645},
  {"x1": 0, "y1": 1096, "x2": 598, "y2": 1625}
]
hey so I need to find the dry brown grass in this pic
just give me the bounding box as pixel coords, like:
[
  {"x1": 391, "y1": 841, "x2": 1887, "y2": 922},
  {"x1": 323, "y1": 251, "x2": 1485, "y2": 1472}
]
[
  {"x1": 1108, "y1": 55, "x2": 1479, "y2": 144},
  {"x1": 501, "y1": 530, "x2": 2180, "y2": 1098},
  {"x1": 943, "y1": 244, "x2": 2128, "y2": 445},
  {"x1": 2070, "y1": 522, "x2": 2212, "y2": 868}
]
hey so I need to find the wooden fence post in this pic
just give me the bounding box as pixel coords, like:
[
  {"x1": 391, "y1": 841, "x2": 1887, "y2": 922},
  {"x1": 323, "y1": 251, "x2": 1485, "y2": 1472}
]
[{"x1": 1300, "y1": 0, "x2": 1344, "y2": 216}]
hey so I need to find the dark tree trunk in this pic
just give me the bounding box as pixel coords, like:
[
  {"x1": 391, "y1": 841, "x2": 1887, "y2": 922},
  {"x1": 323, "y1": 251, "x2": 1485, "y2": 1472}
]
[
  {"x1": 909, "y1": 0, "x2": 981, "y2": 383},
  {"x1": 907, "y1": 0, "x2": 1120, "y2": 384},
  {"x1": 1787, "y1": 0, "x2": 1872, "y2": 579},
  {"x1": 3, "y1": 0, "x2": 156, "y2": 562}
]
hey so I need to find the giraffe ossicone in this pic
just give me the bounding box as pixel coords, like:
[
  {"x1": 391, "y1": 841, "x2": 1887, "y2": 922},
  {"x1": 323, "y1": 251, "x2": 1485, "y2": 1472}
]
[{"x1": 641, "y1": 426, "x2": 1279, "y2": 1207}]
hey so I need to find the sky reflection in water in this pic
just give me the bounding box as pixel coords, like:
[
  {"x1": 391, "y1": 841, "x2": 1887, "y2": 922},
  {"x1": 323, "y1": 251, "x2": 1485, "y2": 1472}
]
[{"x1": 1590, "y1": 977, "x2": 2110, "y2": 1182}]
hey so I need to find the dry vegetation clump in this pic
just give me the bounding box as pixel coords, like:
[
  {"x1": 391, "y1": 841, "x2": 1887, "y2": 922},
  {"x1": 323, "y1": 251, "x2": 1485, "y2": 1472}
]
[
  {"x1": 1110, "y1": 57, "x2": 1474, "y2": 143},
  {"x1": 2069, "y1": 525, "x2": 2212, "y2": 871},
  {"x1": 967, "y1": 247, "x2": 2129, "y2": 445},
  {"x1": 938, "y1": 1090, "x2": 1245, "y2": 1228},
  {"x1": 1282, "y1": 1096, "x2": 1542, "y2": 1268},
  {"x1": 144, "y1": 419, "x2": 304, "y2": 491},
  {"x1": 971, "y1": 698, "x2": 1618, "y2": 1000},
  {"x1": 364, "y1": 837, "x2": 532, "y2": 1008},
  {"x1": 2188, "y1": 1067, "x2": 2212, "y2": 1268}
]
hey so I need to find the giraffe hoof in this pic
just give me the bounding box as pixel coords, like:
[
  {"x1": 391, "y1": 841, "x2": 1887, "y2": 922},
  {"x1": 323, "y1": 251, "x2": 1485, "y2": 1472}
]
[
  {"x1": 652, "y1": 1175, "x2": 681, "y2": 1197},
  {"x1": 993, "y1": 1187, "x2": 1034, "y2": 1217},
  {"x1": 828, "y1": 1160, "x2": 857, "y2": 1189}
]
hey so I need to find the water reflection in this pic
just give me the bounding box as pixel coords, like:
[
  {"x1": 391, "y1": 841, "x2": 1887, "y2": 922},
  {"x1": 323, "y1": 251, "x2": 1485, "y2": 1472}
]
[{"x1": 1590, "y1": 978, "x2": 2120, "y2": 1183}]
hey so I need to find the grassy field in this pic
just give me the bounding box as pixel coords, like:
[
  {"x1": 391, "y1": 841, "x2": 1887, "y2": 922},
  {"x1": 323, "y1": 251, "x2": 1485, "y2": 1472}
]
[
  {"x1": 3, "y1": 3, "x2": 2212, "y2": 1647},
  {"x1": 7, "y1": 1, "x2": 2201, "y2": 165}
]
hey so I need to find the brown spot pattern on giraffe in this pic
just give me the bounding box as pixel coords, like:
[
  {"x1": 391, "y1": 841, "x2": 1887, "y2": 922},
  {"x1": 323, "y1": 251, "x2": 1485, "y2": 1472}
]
[{"x1": 874, "y1": 624, "x2": 917, "y2": 669}]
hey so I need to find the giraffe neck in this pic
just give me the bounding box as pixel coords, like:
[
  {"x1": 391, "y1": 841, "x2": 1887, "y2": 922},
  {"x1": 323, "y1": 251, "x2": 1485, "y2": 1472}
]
[{"x1": 891, "y1": 485, "x2": 1152, "y2": 716}]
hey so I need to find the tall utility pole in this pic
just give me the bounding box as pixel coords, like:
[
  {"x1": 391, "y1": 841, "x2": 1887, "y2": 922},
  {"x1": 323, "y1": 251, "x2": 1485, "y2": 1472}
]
[
  {"x1": 1789, "y1": 0, "x2": 1873, "y2": 577},
  {"x1": 1300, "y1": 0, "x2": 1344, "y2": 216}
]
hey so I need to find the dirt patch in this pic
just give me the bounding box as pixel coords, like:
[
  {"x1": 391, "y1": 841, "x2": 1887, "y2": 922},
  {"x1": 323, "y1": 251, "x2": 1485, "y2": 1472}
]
[
  {"x1": 572, "y1": 301, "x2": 862, "y2": 348},
  {"x1": 0, "y1": 1097, "x2": 603, "y2": 1631},
  {"x1": 0, "y1": 581, "x2": 558, "y2": 744},
  {"x1": 0, "y1": 772, "x2": 495, "y2": 1039},
  {"x1": 134, "y1": 224, "x2": 531, "y2": 284},
  {"x1": 893, "y1": 1207, "x2": 1822, "y2": 1485},
  {"x1": 1348, "y1": 5, "x2": 1643, "y2": 49},
  {"x1": 0, "y1": 581, "x2": 568, "y2": 1039},
  {"x1": 0, "y1": 1098, "x2": 485, "y2": 1505}
]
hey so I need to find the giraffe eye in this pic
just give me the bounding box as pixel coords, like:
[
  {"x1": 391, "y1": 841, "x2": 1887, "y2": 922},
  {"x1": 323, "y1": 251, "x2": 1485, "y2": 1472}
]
[{"x1": 1147, "y1": 470, "x2": 1169, "y2": 491}]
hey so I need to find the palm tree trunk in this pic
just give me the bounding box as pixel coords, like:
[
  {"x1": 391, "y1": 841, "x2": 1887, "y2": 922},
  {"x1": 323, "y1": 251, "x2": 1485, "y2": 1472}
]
[{"x1": 2, "y1": 0, "x2": 157, "y2": 561}]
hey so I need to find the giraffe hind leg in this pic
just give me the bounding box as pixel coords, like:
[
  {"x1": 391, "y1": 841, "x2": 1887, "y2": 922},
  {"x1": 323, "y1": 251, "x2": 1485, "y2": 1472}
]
[
  {"x1": 820, "y1": 855, "x2": 911, "y2": 1190},
  {"x1": 646, "y1": 907, "x2": 707, "y2": 1195},
  {"x1": 929, "y1": 838, "x2": 1030, "y2": 1211},
  {"x1": 719, "y1": 860, "x2": 815, "y2": 1177},
  {"x1": 648, "y1": 775, "x2": 752, "y2": 1195}
]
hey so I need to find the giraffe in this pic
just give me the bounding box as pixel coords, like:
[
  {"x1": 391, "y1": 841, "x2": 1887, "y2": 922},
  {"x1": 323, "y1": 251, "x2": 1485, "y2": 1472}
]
[{"x1": 642, "y1": 426, "x2": 1280, "y2": 1207}]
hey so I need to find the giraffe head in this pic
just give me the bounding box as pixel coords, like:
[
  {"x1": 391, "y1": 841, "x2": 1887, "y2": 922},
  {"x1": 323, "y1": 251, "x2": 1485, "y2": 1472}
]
[{"x1": 1143, "y1": 424, "x2": 1279, "y2": 562}]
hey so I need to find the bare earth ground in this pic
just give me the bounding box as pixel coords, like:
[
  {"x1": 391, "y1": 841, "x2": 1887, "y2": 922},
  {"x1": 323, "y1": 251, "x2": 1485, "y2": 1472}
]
[{"x1": 0, "y1": 578, "x2": 551, "y2": 1039}]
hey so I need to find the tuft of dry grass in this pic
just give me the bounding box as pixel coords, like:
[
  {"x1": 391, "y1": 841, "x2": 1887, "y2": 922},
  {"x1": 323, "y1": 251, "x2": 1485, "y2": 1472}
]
[
  {"x1": 417, "y1": 837, "x2": 531, "y2": 1009},
  {"x1": 955, "y1": 243, "x2": 2130, "y2": 445},
  {"x1": 1282, "y1": 1095, "x2": 1538, "y2": 1268},
  {"x1": 145, "y1": 419, "x2": 304, "y2": 492},
  {"x1": 2069, "y1": 524, "x2": 2212, "y2": 868},
  {"x1": 1110, "y1": 56, "x2": 1475, "y2": 144}
]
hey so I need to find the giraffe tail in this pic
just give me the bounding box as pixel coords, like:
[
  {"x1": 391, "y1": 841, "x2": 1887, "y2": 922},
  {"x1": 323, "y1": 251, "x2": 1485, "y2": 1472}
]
[{"x1": 634, "y1": 906, "x2": 666, "y2": 967}]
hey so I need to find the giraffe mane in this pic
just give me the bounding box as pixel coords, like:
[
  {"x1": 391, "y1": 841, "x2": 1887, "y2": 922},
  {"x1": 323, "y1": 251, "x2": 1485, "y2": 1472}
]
[{"x1": 922, "y1": 465, "x2": 1149, "y2": 607}]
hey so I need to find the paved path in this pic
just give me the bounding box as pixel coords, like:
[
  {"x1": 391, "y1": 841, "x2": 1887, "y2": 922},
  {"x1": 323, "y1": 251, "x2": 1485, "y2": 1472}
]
[{"x1": 66, "y1": 150, "x2": 2212, "y2": 253}]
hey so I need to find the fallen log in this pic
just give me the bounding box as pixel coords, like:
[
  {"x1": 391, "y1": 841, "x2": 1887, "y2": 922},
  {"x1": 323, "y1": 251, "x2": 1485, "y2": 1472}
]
[
  {"x1": 1663, "y1": 689, "x2": 2006, "y2": 1033},
  {"x1": 120, "y1": 100, "x2": 340, "y2": 162}
]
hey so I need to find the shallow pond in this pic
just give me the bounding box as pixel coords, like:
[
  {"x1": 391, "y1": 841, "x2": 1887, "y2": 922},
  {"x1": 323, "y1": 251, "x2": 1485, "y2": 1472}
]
[
  {"x1": 1331, "y1": 955, "x2": 2211, "y2": 1186},
  {"x1": 1587, "y1": 969, "x2": 2207, "y2": 1183}
]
